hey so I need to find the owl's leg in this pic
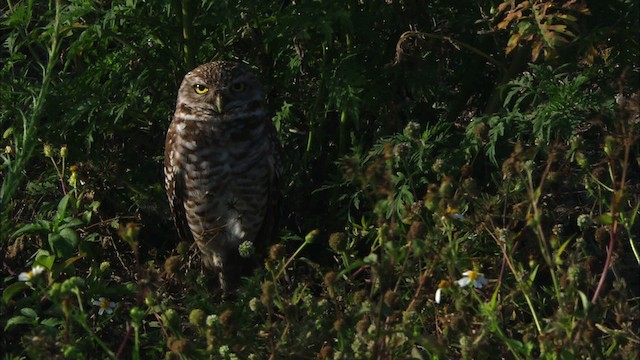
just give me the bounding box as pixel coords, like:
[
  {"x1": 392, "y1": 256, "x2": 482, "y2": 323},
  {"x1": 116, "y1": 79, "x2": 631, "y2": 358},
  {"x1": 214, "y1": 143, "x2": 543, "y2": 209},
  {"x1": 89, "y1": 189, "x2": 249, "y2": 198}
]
[{"x1": 217, "y1": 249, "x2": 255, "y2": 298}]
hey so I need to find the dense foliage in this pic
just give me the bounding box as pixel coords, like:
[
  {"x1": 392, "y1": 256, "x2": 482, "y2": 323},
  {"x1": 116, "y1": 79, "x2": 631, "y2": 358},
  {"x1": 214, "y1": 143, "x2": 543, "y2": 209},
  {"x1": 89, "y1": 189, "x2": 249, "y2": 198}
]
[{"x1": 1, "y1": 0, "x2": 638, "y2": 358}]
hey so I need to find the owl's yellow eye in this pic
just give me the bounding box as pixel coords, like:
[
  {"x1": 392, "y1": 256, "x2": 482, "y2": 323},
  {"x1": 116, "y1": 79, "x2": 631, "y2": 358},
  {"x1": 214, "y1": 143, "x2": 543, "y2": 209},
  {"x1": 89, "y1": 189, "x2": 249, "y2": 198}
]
[
  {"x1": 230, "y1": 82, "x2": 245, "y2": 92},
  {"x1": 194, "y1": 84, "x2": 209, "y2": 94}
]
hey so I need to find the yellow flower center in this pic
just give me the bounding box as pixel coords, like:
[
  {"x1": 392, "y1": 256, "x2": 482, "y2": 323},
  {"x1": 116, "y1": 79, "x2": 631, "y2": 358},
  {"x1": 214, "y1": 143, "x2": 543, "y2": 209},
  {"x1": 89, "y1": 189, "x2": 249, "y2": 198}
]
[
  {"x1": 99, "y1": 298, "x2": 111, "y2": 309},
  {"x1": 467, "y1": 271, "x2": 478, "y2": 281}
]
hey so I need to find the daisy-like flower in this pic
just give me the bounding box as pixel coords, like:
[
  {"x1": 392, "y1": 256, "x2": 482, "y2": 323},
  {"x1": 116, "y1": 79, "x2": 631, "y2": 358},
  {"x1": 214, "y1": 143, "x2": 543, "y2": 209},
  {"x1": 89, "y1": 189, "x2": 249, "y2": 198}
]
[
  {"x1": 18, "y1": 265, "x2": 46, "y2": 282},
  {"x1": 92, "y1": 297, "x2": 117, "y2": 315},
  {"x1": 435, "y1": 279, "x2": 450, "y2": 304},
  {"x1": 441, "y1": 206, "x2": 464, "y2": 221},
  {"x1": 456, "y1": 270, "x2": 488, "y2": 288}
]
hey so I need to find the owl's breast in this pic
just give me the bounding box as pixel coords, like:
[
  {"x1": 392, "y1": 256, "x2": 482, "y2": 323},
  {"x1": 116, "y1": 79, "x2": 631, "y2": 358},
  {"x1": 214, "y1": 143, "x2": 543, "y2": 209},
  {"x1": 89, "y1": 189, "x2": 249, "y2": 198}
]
[{"x1": 167, "y1": 117, "x2": 274, "y2": 248}]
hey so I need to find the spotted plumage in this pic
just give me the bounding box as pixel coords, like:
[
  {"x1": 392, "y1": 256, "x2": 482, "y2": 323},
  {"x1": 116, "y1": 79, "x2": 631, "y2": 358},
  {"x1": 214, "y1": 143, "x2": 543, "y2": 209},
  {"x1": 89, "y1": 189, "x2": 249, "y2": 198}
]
[{"x1": 164, "y1": 61, "x2": 280, "y2": 294}]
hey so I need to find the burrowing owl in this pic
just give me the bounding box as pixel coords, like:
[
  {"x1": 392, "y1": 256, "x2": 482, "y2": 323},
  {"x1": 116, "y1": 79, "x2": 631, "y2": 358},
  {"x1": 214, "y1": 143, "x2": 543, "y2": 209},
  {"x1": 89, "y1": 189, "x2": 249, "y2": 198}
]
[{"x1": 164, "y1": 61, "x2": 280, "y2": 293}]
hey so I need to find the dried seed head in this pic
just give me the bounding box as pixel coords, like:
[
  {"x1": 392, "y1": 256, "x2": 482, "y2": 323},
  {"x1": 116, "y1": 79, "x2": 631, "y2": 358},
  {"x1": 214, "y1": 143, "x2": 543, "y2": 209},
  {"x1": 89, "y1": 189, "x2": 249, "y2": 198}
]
[
  {"x1": 328, "y1": 232, "x2": 347, "y2": 252},
  {"x1": 164, "y1": 255, "x2": 182, "y2": 275},
  {"x1": 269, "y1": 243, "x2": 286, "y2": 260},
  {"x1": 407, "y1": 221, "x2": 426, "y2": 240},
  {"x1": 383, "y1": 290, "x2": 398, "y2": 307},
  {"x1": 218, "y1": 309, "x2": 234, "y2": 327}
]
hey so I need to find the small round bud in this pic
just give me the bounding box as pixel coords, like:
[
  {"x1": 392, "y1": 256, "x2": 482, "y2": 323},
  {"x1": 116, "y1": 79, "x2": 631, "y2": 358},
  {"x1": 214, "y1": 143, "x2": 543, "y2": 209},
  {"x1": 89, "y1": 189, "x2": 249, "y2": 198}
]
[
  {"x1": 99, "y1": 261, "x2": 110, "y2": 271},
  {"x1": 305, "y1": 229, "x2": 320, "y2": 243},
  {"x1": 577, "y1": 214, "x2": 592, "y2": 231},
  {"x1": 206, "y1": 314, "x2": 218, "y2": 327},
  {"x1": 352, "y1": 290, "x2": 368, "y2": 304},
  {"x1": 431, "y1": 158, "x2": 444, "y2": 173},
  {"x1": 43, "y1": 144, "x2": 53, "y2": 158},
  {"x1": 176, "y1": 241, "x2": 190, "y2": 256},
  {"x1": 595, "y1": 226, "x2": 609, "y2": 244},
  {"x1": 164, "y1": 255, "x2": 182, "y2": 275},
  {"x1": 162, "y1": 309, "x2": 179, "y2": 330},
  {"x1": 439, "y1": 177, "x2": 454, "y2": 198},
  {"x1": 356, "y1": 317, "x2": 369, "y2": 334},
  {"x1": 383, "y1": 290, "x2": 398, "y2": 307},
  {"x1": 238, "y1": 240, "x2": 255, "y2": 258},
  {"x1": 407, "y1": 221, "x2": 426, "y2": 240},
  {"x1": 403, "y1": 121, "x2": 420, "y2": 139},
  {"x1": 328, "y1": 232, "x2": 347, "y2": 252},
  {"x1": 60, "y1": 276, "x2": 84, "y2": 294},
  {"x1": 130, "y1": 306, "x2": 145, "y2": 323},
  {"x1": 269, "y1": 243, "x2": 285, "y2": 260},
  {"x1": 552, "y1": 224, "x2": 564, "y2": 237},
  {"x1": 333, "y1": 318, "x2": 344, "y2": 332},
  {"x1": 218, "y1": 309, "x2": 233, "y2": 327},
  {"x1": 3, "y1": 127, "x2": 14, "y2": 139},
  {"x1": 218, "y1": 345, "x2": 230, "y2": 356},
  {"x1": 323, "y1": 271, "x2": 337, "y2": 287},
  {"x1": 248, "y1": 297, "x2": 260, "y2": 312},
  {"x1": 603, "y1": 135, "x2": 618, "y2": 157},
  {"x1": 144, "y1": 293, "x2": 156, "y2": 307},
  {"x1": 60, "y1": 145, "x2": 68, "y2": 158},
  {"x1": 167, "y1": 337, "x2": 189, "y2": 353},
  {"x1": 189, "y1": 309, "x2": 206, "y2": 327},
  {"x1": 474, "y1": 122, "x2": 489, "y2": 143},
  {"x1": 568, "y1": 265, "x2": 582, "y2": 283},
  {"x1": 48, "y1": 283, "x2": 61, "y2": 300},
  {"x1": 324, "y1": 271, "x2": 337, "y2": 298}
]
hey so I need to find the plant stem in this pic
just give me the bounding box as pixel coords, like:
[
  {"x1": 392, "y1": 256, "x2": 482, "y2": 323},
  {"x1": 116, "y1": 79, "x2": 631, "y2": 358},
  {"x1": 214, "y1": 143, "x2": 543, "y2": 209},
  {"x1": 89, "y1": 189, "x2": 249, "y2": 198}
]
[
  {"x1": 1, "y1": 0, "x2": 63, "y2": 207},
  {"x1": 180, "y1": 0, "x2": 195, "y2": 69}
]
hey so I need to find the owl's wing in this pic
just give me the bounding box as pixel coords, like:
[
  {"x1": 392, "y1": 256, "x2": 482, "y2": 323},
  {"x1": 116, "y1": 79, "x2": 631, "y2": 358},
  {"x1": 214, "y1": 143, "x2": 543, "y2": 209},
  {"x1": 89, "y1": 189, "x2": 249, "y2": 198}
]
[
  {"x1": 169, "y1": 170, "x2": 194, "y2": 244},
  {"x1": 164, "y1": 132, "x2": 193, "y2": 244}
]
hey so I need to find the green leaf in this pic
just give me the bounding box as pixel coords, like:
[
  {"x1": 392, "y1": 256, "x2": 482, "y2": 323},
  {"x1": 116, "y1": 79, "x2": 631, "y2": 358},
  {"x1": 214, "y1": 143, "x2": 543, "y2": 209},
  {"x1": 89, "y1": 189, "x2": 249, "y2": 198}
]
[
  {"x1": 48, "y1": 228, "x2": 80, "y2": 258},
  {"x1": 554, "y1": 237, "x2": 573, "y2": 263},
  {"x1": 20, "y1": 307, "x2": 38, "y2": 319},
  {"x1": 11, "y1": 220, "x2": 51, "y2": 238},
  {"x1": 4, "y1": 315, "x2": 36, "y2": 331},
  {"x1": 63, "y1": 255, "x2": 83, "y2": 268},
  {"x1": 48, "y1": 233, "x2": 62, "y2": 256},
  {"x1": 58, "y1": 218, "x2": 84, "y2": 230},
  {"x1": 597, "y1": 213, "x2": 613, "y2": 225},
  {"x1": 2, "y1": 2, "x2": 32, "y2": 27},
  {"x1": 40, "y1": 318, "x2": 64, "y2": 327},
  {"x1": 529, "y1": 264, "x2": 539, "y2": 282},
  {"x1": 2, "y1": 282, "x2": 29, "y2": 303},
  {"x1": 578, "y1": 290, "x2": 590, "y2": 312},
  {"x1": 55, "y1": 194, "x2": 72, "y2": 224},
  {"x1": 35, "y1": 250, "x2": 56, "y2": 270}
]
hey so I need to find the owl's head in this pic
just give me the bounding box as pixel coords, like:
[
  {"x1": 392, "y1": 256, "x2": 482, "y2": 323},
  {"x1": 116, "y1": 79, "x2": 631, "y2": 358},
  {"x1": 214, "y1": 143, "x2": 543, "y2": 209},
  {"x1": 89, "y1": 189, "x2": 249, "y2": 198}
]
[{"x1": 175, "y1": 61, "x2": 264, "y2": 121}]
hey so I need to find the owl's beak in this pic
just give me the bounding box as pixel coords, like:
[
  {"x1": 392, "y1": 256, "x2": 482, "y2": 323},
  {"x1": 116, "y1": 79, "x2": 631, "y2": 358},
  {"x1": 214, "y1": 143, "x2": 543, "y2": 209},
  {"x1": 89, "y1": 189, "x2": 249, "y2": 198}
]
[{"x1": 214, "y1": 94, "x2": 224, "y2": 113}]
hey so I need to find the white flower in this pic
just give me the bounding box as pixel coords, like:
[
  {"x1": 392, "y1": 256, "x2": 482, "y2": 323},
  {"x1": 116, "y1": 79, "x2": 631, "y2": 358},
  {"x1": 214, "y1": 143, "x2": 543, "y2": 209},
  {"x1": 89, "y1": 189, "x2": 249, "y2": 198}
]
[
  {"x1": 441, "y1": 207, "x2": 464, "y2": 222},
  {"x1": 206, "y1": 314, "x2": 218, "y2": 327},
  {"x1": 435, "y1": 288, "x2": 443, "y2": 304},
  {"x1": 18, "y1": 265, "x2": 46, "y2": 282},
  {"x1": 92, "y1": 297, "x2": 116, "y2": 315},
  {"x1": 218, "y1": 345, "x2": 230, "y2": 356},
  {"x1": 435, "y1": 279, "x2": 449, "y2": 304},
  {"x1": 456, "y1": 270, "x2": 487, "y2": 288}
]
